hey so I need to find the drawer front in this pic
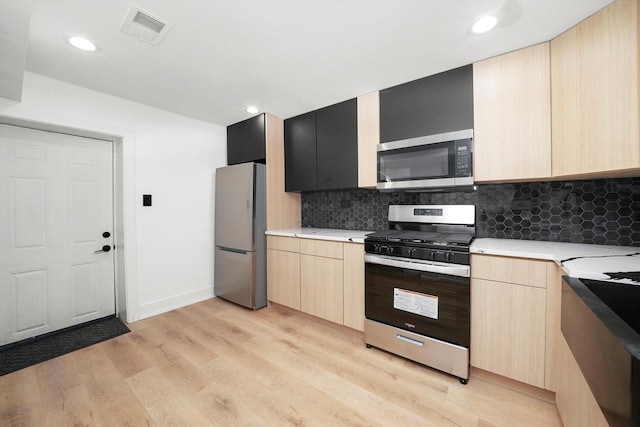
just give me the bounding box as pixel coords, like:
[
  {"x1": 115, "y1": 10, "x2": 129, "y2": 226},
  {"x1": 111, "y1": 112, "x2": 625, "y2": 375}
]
[
  {"x1": 267, "y1": 235, "x2": 300, "y2": 252},
  {"x1": 300, "y1": 239, "x2": 343, "y2": 259},
  {"x1": 471, "y1": 254, "x2": 548, "y2": 288}
]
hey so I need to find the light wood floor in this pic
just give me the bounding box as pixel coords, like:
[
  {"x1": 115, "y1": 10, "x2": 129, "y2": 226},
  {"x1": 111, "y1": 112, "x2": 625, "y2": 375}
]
[{"x1": 1, "y1": 298, "x2": 562, "y2": 426}]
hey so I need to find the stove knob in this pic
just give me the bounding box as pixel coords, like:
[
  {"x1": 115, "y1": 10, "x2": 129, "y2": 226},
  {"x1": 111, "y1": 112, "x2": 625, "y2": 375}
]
[
  {"x1": 429, "y1": 251, "x2": 437, "y2": 260},
  {"x1": 445, "y1": 251, "x2": 453, "y2": 262},
  {"x1": 388, "y1": 246, "x2": 394, "y2": 254}
]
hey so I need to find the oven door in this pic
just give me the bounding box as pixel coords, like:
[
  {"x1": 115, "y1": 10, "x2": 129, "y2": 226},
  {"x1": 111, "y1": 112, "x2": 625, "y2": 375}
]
[{"x1": 364, "y1": 255, "x2": 470, "y2": 347}]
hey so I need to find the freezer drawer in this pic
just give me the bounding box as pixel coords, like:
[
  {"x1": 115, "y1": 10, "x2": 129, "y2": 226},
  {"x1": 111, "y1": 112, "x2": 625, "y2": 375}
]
[{"x1": 215, "y1": 246, "x2": 266, "y2": 309}]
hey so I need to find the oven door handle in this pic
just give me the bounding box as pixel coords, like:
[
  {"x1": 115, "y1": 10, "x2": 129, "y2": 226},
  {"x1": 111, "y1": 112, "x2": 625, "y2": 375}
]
[{"x1": 364, "y1": 254, "x2": 470, "y2": 278}]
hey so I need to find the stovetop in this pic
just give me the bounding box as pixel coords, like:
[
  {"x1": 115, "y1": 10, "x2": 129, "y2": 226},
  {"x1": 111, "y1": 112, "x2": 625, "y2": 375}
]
[
  {"x1": 365, "y1": 205, "x2": 476, "y2": 264},
  {"x1": 365, "y1": 230, "x2": 475, "y2": 246}
]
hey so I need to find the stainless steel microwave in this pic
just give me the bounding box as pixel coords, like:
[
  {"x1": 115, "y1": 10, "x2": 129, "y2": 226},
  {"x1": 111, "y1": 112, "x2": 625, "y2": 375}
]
[{"x1": 377, "y1": 129, "x2": 473, "y2": 192}]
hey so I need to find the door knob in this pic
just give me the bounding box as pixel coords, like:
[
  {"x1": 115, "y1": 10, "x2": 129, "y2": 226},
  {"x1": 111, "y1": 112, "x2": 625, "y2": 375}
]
[
  {"x1": 102, "y1": 231, "x2": 111, "y2": 238},
  {"x1": 94, "y1": 245, "x2": 112, "y2": 253}
]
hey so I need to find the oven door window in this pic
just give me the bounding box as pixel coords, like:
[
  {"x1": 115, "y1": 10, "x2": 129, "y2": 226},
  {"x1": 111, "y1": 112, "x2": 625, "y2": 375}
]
[
  {"x1": 365, "y1": 262, "x2": 470, "y2": 347},
  {"x1": 378, "y1": 141, "x2": 454, "y2": 183}
]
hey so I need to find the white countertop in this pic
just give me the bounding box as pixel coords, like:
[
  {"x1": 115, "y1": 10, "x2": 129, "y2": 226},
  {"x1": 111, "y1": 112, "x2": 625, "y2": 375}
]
[
  {"x1": 266, "y1": 228, "x2": 372, "y2": 243},
  {"x1": 471, "y1": 238, "x2": 640, "y2": 285},
  {"x1": 266, "y1": 230, "x2": 639, "y2": 285}
]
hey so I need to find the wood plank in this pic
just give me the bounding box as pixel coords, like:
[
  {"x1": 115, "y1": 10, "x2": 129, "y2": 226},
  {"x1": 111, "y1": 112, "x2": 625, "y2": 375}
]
[
  {"x1": 0, "y1": 365, "x2": 45, "y2": 426},
  {"x1": 473, "y1": 42, "x2": 552, "y2": 182},
  {"x1": 267, "y1": 248, "x2": 300, "y2": 309},
  {"x1": 300, "y1": 238, "x2": 343, "y2": 258},
  {"x1": 545, "y1": 263, "x2": 563, "y2": 391},
  {"x1": 551, "y1": 0, "x2": 640, "y2": 177},
  {"x1": 265, "y1": 113, "x2": 301, "y2": 230},
  {"x1": 357, "y1": 91, "x2": 380, "y2": 188},
  {"x1": 343, "y1": 242, "x2": 365, "y2": 331},
  {"x1": 471, "y1": 278, "x2": 547, "y2": 388},
  {"x1": 300, "y1": 254, "x2": 344, "y2": 323},
  {"x1": 267, "y1": 235, "x2": 300, "y2": 252},
  {"x1": 0, "y1": 297, "x2": 563, "y2": 426},
  {"x1": 471, "y1": 254, "x2": 548, "y2": 288},
  {"x1": 555, "y1": 336, "x2": 609, "y2": 427}
]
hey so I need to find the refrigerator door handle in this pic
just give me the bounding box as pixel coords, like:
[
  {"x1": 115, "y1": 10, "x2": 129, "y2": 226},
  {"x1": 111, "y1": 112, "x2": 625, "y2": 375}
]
[{"x1": 216, "y1": 246, "x2": 249, "y2": 255}]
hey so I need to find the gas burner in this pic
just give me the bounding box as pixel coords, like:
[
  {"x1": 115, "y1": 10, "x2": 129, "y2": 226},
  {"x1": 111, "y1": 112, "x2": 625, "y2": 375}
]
[
  {"x1": 365, "y1": 205, "x2": 476, "y2": 264},
  {"x1": 366, "y1": 230, "x2": 474, "y2": 246}
]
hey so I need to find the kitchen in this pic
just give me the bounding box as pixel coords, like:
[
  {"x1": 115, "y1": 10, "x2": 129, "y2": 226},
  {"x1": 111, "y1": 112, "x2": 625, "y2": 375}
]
[{"x1": 1, "y1": 0, "x2": 639, "y2": 425}]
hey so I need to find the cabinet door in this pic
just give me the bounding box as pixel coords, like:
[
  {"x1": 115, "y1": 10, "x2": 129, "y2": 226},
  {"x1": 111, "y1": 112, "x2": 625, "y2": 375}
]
[
  {"x1": 556, "y1": 337, "x2": 609, "y2": 427},
  {"x1": 227, "y1": 114, "x2": 266, "y2": 165},
  {"x1": 357, "y1": 92, "x2": 379, "y2": 189},
  {"x1": 284, "y1": 111, "x2": 317, "y2": 192},
  {"x1": 316, "y1": 98, "x2": 358, "y2": 190},
  {"x1": 471, "y1": 279, "x2": 546, "y2": 388},
  {"x1": 343, "y1": 243, "x2": 364, "y2": 331},
  {"x1": 380, "y1": 65, "x2": 474, "y2": 143},
  {"x1": 300, "y1": 254, "x2": 344, "y2": 324},
  {"x1": 551, "y1": 0, "x2": 640, "y2": 177},
  {"x1": 265, "y1": 114, "x2": 301, "y2": 230},
  {"x1": 473, "y1": 43, "x2": 551, "y2": 182},
  {"x1": 267, "y1": 248, "x2": 300, "y2": 310},
  {"x1": 545, "y1": 263, "x2": 563, "y2": 392}
]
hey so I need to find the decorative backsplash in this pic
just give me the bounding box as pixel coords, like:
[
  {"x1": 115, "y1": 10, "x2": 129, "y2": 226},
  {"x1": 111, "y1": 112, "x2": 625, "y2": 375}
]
[{"x1": 301, "y1": 178, "x2": 640, "y2": 247}]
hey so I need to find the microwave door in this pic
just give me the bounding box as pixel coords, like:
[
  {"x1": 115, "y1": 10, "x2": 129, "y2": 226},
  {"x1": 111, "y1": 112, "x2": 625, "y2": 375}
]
[
  {"x1": 378, "y1": 145, "x2": 454, "y2": 190},
  {"x1": 376, "y1": 129, "x2": 473, "y2": 191}
]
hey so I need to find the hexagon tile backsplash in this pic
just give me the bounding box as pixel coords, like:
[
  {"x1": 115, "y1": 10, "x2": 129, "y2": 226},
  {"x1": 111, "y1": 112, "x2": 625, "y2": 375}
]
[{"x1": 301, "y1": 178, "x2": 640, "y2": 247}]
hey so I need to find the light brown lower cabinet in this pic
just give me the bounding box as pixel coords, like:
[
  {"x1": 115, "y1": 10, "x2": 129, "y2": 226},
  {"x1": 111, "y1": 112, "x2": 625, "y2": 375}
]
[
  {"x1": 300, "y1": 239, "x2": 344, "y2": 324},
  {"x1": 471, "y1": 254, "x2": 558, "y2": 390},
  {"x1": 556, "y1": 335, "x2": 609, "y2": 427},
  {"x1": 267, "y1": 235, "x2": 365, "y2": 331},
  {"x1": 471, "y1": 278, "x2": 547, "y2": 388},
  {"x1": 343, "y1": 243, "x2": 365, "y2": 331},
  {"x1": 267, "y1": 236, "x2": 301, "y2": 310}
]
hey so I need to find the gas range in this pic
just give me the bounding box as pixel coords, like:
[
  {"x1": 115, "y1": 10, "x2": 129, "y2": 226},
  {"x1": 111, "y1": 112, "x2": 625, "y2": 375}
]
[
  {"x1": 364, "y1": 204, "x2": 476, "y2": 383},
  {"x1": 364, "y1": 205, "x2": 475, "y2": 265}
]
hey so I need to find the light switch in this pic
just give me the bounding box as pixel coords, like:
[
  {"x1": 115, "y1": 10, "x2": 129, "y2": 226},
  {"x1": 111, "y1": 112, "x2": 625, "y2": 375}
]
[{"x1": 143, "y1": 194, "x2": 152, "y2": 206}]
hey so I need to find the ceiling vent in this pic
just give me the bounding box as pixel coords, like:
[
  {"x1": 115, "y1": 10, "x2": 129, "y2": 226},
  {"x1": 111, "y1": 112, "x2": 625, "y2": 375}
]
[{"x1": 119, "y1": 5, "x2": 172, "y2": 46}]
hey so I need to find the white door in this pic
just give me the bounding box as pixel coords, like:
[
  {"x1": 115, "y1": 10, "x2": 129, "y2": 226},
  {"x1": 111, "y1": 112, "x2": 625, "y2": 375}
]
[{"x1": 0, "y1": 124, "x2": 115, "y2": 345}]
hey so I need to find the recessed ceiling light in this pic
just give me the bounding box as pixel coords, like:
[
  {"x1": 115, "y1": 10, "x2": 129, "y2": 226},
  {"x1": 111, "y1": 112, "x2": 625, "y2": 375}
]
[
  {"x1": 246, "y1": 106, "x2": 259, "y2": 114},
  {"x1": 68, "y1": 36, "x2": 97, "y2": 52},
  {"x1": 472, "y1": 15, "x2": 498, "y2": 34}
]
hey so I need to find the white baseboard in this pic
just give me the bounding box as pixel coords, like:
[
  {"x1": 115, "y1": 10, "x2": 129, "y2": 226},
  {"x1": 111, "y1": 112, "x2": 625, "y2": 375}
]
[{"x1": 136, "y1": 286, "x2": 216, "y2": 321}]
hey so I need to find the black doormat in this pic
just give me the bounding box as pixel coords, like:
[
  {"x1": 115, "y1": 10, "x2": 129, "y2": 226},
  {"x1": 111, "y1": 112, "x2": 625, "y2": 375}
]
[{"x1": 0, "y1": 315, "x2": 130, "y2": 376}]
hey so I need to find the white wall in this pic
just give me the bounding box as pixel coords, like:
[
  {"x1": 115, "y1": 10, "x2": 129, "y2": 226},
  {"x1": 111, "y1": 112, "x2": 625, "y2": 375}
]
[{"x1": 0, "y1": 72, "x2": 227, "y2": 321}]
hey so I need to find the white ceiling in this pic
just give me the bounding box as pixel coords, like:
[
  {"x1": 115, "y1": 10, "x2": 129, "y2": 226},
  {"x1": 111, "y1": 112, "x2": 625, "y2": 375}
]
[{"x1": 4, "y1": 0, "x2": 614, "y2": 126}]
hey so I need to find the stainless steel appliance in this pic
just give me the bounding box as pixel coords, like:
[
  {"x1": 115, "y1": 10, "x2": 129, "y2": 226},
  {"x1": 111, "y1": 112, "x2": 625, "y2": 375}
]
[
  {"x1": 214, "y1": 162, "x2": 267, "y2": 309},
  {"x1": 364, "y1": 205, "x2": 475, "y2": 383},
  {"x1": 377, "y1": 129, "x2": 473, "y2": 192}
]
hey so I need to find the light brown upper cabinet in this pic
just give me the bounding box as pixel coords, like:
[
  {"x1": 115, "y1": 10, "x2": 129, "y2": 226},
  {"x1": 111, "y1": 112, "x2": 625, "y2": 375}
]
[
  {"x1": 473, "y1": 43, "x2": 552, "y2": 182},
  {"x1": 551, "y1": 0, "x2": 640, "y2": 178},
  {"x1": 357, "y1": 91, "x2": 379, "y2": 189},
  {"x1": 265, "y1": 114, "x2": 301, "y2": 230}
]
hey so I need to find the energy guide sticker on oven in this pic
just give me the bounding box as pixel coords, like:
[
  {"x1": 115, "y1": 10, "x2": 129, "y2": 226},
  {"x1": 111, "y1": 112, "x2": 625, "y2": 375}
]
[{"x1": 393, "y1": 288, "x2": 438, "y2": 319}]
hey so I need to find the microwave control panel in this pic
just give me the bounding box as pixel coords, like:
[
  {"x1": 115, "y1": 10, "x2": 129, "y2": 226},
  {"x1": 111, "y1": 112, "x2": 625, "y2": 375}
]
[{"x1": 455, "y1": 139, "x2": 472, "y2": 177}]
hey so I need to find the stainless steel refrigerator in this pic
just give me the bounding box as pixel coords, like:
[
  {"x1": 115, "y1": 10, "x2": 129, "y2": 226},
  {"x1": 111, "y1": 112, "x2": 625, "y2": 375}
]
[{"x1": 214, "y1": 162, "x2": 267, "y2": 309}]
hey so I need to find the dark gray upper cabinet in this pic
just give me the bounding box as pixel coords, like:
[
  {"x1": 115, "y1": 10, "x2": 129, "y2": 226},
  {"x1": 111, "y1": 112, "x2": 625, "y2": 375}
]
[
  {"x1": 284, "y1": 98, "x2": 358, "y2": 192},
  {"x1": 316, "y1": 99, "x2": 358, "y2": 190},
  {"x1": 227, "y1": 114, "x2": 266, "y2": 165},
  {"x1": 380, "y1": 65, "x2": 474, "y2": 143},
  {"x1": 285, "y1": 111, "x2": 317, "y2": 192}
]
